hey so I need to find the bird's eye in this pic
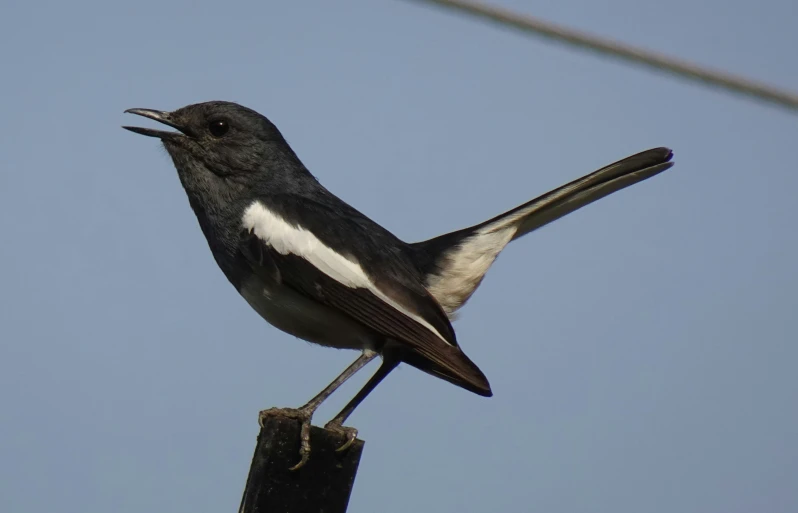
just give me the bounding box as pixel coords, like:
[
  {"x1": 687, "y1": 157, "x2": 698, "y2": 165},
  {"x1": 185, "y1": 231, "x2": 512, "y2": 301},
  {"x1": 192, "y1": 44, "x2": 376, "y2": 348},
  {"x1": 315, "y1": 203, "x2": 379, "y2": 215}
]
[{"x1": 208, "y1": 119, "x2": 229, "y2": 137}]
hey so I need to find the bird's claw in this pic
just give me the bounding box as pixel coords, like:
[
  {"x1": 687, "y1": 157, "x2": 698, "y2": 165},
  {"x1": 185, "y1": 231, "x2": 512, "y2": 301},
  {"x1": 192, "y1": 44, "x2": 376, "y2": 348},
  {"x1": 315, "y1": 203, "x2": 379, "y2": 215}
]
[
  {"x1": 258, "y1": 407, "x2": 313, "y2": 471},
  {"x1": 324, "y1": 420, "x2": 358, "y2": 453}
]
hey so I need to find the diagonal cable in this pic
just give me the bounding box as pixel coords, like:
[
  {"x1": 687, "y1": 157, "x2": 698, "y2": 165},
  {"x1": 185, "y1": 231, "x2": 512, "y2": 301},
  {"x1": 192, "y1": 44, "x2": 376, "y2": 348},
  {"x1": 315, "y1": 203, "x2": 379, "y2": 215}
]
[{"x1": 408, "y1": 0, "x2": 798, "y2": 113}]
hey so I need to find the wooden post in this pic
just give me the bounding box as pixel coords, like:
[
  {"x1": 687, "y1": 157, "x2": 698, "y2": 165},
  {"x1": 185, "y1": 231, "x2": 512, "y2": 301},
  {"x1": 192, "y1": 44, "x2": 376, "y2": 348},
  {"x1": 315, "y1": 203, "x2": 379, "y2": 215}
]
[{"x1": 238, "y1": 415, "x2": 365, "y2": 513}]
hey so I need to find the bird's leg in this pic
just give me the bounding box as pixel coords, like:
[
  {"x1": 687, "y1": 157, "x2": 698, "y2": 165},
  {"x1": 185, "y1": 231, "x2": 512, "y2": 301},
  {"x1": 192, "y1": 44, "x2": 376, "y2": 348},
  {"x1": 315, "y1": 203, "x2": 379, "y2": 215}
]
[
  {"x1": 259, "y1": 350, "x2": 377, "y2": 471},
  {"x1": 324, "y1": 358, "x2": 399, "y2": 452}
]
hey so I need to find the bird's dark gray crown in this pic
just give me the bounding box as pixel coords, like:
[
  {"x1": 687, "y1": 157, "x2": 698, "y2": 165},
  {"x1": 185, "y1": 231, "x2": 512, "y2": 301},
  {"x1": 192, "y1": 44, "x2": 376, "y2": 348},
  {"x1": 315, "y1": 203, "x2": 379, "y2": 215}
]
[{"x1": 171, "y1": 101, "x2": 285, "y2": 143}]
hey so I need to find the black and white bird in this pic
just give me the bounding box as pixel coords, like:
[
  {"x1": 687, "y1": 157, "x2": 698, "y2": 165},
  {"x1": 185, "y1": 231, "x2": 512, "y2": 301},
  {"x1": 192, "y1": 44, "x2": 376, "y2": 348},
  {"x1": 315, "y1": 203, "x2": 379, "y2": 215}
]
[{"x1": 123, "y1": 101, "x2": 674, "y2": 469}]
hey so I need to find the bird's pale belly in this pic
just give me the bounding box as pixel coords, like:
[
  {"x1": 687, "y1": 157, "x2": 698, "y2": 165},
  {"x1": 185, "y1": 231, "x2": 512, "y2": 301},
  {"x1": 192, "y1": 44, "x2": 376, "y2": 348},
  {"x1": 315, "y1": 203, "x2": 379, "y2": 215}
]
[{"x1": 238, "y1": 277, "x2": 377, "y2": 351}]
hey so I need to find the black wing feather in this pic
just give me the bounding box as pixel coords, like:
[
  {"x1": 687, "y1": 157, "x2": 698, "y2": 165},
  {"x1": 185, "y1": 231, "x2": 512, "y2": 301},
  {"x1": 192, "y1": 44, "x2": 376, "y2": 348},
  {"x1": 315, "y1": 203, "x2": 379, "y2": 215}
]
[
  {"x1": 260, "y1": 194, "x2": 460, "y2": 345},
  {"x1": 239, "y1": 228, "x2": 491, "y2": 397}
]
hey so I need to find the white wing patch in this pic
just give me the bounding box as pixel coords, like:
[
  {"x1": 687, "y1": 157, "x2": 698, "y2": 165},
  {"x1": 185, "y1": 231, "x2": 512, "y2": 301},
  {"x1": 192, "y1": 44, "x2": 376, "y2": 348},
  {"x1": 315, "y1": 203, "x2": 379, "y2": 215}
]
[
  {"x1": 242, "y1": 201, "x2": 453, "y2": 345},
  {"x1": 426, "y1": 225, "x2": 516, "y2": 316},
  {"x1": 243, "y1": 201, "x2": 364, "y2": 287}
]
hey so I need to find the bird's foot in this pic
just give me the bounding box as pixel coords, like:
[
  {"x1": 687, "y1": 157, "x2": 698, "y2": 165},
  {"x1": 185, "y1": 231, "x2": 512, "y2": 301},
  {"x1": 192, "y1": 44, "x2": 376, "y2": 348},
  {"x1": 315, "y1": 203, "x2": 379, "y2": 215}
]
[
  {"x1": 258, "y1": 406, "x2": 314, "y2": 471},
  {"x1": 324, "y1": 419, "x2": 359, "y2": 453}
]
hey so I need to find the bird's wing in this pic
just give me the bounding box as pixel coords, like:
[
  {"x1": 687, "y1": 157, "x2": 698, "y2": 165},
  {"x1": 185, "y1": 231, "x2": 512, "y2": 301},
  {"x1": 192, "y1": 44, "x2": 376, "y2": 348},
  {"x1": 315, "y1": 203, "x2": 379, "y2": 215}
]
[
  {"x1": 238, "y1": 197, "x2": 491, "y2": 397},
  {"x1": 413, "y1": 147, "x2": 675, "y2": 315}
]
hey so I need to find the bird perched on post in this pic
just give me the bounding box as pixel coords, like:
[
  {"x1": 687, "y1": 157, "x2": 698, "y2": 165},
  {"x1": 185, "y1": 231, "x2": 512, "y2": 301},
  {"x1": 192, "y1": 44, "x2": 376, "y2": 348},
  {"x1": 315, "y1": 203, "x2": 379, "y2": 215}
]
[{"x1": 124, "y1": 101, "x2": 674, "y2": 469}]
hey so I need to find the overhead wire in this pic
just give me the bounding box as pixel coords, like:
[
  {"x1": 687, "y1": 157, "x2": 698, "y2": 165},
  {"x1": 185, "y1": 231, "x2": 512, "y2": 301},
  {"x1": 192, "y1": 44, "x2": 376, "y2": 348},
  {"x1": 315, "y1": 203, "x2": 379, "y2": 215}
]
[{"x1": 408, "y1": 0, "x2": 798, "y2": 113}]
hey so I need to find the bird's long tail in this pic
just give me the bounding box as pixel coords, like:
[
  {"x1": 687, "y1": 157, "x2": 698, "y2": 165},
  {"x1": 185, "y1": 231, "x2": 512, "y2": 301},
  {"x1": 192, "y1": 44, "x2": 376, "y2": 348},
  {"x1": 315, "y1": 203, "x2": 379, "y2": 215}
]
[{"x1": 412, "y1": 147, "x2": 675, "y2": 315}]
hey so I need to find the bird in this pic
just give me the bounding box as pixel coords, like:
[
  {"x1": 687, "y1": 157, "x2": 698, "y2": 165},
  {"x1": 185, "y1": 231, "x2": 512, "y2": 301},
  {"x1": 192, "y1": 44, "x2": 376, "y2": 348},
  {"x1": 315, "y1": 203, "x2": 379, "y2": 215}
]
[{"x1": 123, "y1": 101, "x2": 674, "y2": 469}]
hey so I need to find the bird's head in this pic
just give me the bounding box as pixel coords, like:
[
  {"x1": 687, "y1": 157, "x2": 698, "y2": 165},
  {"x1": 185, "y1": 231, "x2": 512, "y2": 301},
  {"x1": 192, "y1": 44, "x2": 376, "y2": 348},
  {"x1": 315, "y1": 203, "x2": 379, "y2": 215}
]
[{"x1": 123, "y1": 101, "x2": 301, "y2": 183}]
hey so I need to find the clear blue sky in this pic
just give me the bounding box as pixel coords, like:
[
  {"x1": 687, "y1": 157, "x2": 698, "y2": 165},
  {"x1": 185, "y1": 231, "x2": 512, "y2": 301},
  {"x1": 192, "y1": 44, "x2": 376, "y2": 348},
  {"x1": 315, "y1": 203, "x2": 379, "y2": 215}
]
[{"x1": 1, "y1": 1, "x2": 796, "y2": 512}]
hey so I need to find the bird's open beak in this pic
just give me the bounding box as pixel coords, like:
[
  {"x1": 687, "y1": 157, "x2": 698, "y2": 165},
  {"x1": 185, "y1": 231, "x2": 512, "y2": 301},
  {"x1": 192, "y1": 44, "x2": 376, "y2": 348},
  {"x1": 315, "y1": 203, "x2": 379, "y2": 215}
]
[{"x1": 122, "y1": 108, "x2": 189, "y2": 139}]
